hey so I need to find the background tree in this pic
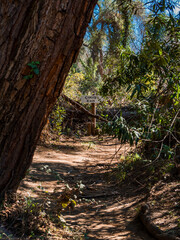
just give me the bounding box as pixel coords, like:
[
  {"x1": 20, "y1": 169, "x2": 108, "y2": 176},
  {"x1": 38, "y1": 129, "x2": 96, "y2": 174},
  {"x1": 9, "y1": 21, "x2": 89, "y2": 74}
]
[
  {"x1": 101, "y1": 0, "x2": 180, "y2": 157},
  {"x1": 0, "y1": 0, "x2": 97, "y2": 202},
  {"x1": 64, "y1": 0, "x2": 144, "y2": 98},
  {"x1": 61, "y1": 0, "x2": 179, "y2": 154}
]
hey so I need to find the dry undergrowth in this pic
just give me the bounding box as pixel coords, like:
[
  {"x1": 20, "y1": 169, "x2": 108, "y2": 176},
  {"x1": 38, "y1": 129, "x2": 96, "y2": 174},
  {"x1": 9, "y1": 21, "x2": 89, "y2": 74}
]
[{"x1": 0, "y1": 185, "x2": 84, "y2": 239}]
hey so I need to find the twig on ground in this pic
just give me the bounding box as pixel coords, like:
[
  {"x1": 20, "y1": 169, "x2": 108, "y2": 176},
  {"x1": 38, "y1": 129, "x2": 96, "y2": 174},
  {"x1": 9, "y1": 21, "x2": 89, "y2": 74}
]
[{"x1": 80, "y1": 191, "x2": 120, "y2": 199}]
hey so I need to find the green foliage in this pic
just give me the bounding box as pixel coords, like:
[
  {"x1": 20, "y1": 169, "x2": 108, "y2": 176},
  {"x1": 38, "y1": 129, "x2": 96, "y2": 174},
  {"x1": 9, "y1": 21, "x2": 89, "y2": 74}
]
[
  {"x1": 23, "y1": 61, "x2": 40, "y2": 79},
  {"x1": 101, "y1": 1, "x2": 179, "y2": 96},
  {"x1": 51, "y1": 105, "x2": 66, "y2": 135},
  {"x1": 69, "y1": 0, "x2": 145, "y2": 98},
  {"x1": 0, "y1": 196, "x2": 50, "y2": 239},
  {"x1": 110, "y1": 152, "x2": 143, "y2": 182},
  {"x1": 23, "y1": 74, "x2": 34, "y2": 80},
  {"x1": 109, "y1": 149, "x2": 177, "y2": 186},
  {"x1": 0, "y1": 233, "x2": 13, "y2": 239},
  {"x1": 100, "y1": 1, "x2": 180, "y2": 152},
  {"x1": 64, "y1": 65, "x2": 85, "y2": 100},
  {"x1": 54, "y1": 0, "x2": 179, "y2": 153},
  {"x1": 161, "y1": 161, "x2": 175, "y2": 175},
  {"x1": 104, "y1": 116, "x2": 141, "y2": 145},
  {"x1": 27, "y1": 61, "x2": 40, "y2": 74},
  {"x1": 79, "y1": 58, "x2": 102, "y2": 95}
]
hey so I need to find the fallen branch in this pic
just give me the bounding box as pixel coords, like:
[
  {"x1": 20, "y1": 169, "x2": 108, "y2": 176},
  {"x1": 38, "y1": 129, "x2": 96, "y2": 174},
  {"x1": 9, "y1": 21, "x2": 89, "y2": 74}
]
[
  {"x1": 139, "y1": 204, "x2": 180, "y2": 240},
  {"x1": 80, "y1": 191, "x2": 119, "y2": 199},
  {"x1": 61, "y1": 94, "x2": 108, "y2": 122}
]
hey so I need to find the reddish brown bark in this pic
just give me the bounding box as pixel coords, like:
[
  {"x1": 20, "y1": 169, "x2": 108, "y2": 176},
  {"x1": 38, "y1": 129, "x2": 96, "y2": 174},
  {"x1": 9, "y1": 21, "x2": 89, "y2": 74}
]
[{"x1": 0, "y1": 0, "x2": 97, "y2": 202}]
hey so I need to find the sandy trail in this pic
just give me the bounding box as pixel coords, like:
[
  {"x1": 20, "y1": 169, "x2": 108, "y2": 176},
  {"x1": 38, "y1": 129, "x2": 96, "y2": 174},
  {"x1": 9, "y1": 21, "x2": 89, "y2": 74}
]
[{"x1": 19, "y1": 136, "x2": 155, "y2": 239}]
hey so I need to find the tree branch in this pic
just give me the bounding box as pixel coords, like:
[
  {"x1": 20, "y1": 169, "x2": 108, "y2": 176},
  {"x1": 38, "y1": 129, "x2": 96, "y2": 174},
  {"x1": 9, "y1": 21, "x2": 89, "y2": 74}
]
[{"x1": 61, "y1": 94, "x2": 108, "y2": 122}]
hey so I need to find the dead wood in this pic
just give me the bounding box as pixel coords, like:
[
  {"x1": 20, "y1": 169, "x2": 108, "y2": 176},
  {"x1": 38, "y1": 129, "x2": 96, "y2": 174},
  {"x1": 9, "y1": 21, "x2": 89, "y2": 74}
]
[
  {"x1": 139, "y1": 204, "x2": 180, "y2": 240},
  {"x1": 61, "y1": 94, "x2": 108, "y2": 122}
]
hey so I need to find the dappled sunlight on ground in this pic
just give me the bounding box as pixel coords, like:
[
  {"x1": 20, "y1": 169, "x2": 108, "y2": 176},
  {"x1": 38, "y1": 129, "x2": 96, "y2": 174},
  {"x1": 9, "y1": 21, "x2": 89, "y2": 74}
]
[{"x1": 17, "y1": 136, "x2": 179, "y2": 239}]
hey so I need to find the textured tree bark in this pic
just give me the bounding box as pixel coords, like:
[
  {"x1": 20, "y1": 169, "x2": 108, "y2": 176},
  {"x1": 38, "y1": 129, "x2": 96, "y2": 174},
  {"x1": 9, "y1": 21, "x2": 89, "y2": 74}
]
[{"x1": 0, "y1": 0, "x2": 97, "y2": 202}]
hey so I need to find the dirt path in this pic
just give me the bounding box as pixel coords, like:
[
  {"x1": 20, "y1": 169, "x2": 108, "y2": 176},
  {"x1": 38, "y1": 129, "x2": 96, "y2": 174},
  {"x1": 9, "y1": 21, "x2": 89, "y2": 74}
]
[{"x1": 19, "y1": 136, "x2": 155, "y2": 239}]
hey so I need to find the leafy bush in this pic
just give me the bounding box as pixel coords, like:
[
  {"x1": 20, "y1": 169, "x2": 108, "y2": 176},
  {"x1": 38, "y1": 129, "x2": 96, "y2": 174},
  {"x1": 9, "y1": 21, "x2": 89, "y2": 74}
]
[
  {"x1": 100, "y1": 1, "x2": 180, "y2": 160},
  {"x1": 103, "y1": 116, "x2": 141, "y2": 146},
  {"x1": 51, "y1": 105, "x2": 66, "y2": 136}
]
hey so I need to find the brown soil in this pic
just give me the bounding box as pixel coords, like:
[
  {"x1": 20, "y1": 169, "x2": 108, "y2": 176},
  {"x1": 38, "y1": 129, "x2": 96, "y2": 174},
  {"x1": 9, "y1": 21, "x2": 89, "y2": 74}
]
[{"x1": 15, "y1": 136, "x2": 179, "y2": 240}]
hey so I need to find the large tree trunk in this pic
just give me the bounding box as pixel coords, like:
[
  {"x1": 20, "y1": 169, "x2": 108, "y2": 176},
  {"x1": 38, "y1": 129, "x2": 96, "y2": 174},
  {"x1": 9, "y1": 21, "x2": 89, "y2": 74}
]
[{"x1": 0, "y1": 0, "x2": 97, "y2": 202}]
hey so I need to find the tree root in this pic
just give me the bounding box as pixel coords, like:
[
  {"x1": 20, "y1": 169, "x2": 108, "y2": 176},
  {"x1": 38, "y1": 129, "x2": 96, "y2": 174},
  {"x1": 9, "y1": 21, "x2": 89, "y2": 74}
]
[{"x1": 139, "y1": 204, "x2": 180, "y2": 240}]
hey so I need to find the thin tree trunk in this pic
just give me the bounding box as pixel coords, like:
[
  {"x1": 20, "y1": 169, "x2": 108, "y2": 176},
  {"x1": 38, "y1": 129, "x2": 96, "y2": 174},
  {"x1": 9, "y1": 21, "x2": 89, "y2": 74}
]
[{"x1": 0, "y1": 0, "x2": 97, "y2": 202}]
